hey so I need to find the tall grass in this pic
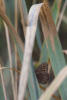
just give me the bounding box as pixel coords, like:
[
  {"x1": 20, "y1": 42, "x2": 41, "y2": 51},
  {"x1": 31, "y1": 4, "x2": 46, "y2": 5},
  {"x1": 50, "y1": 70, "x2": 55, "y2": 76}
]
[{"x1": 0, "y1": 0, "x2": 67, "y2": 100}]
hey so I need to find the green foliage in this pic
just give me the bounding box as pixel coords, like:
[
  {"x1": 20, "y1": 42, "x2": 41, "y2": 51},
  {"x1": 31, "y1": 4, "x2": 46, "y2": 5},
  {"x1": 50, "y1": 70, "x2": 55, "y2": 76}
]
[{"x1": 0, "y1": 0, "x2": 67, "y2": 100}]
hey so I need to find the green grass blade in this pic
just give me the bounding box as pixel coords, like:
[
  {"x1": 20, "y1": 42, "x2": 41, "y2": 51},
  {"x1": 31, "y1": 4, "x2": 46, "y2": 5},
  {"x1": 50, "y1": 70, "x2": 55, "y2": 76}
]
[
  {"x1": 36, "y1": 25, "x2": 42, "y2": 50},
  {"x1": 28, "y1": 61, "x2": 42, "y2": 100},
  {"x1": 46, "y1": 35, "x2": 67, "y2": 100}
]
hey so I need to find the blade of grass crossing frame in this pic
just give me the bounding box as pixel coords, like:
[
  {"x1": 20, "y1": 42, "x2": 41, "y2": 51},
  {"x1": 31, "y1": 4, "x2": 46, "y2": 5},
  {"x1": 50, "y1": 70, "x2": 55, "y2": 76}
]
[
  {"x1": 13, "y1": 38, "x2": 41, "y2": 100},
  {"x1": 22, "y1": 0, "x2": 42, "y2": 50},
  {"x1": 46, "y1": 37, "x2": 67, "y2": 100},
  {"x1": 39, "y1": 2, "x2": 67, "y2": 99},
  {"x1": 18, "y1": 3, "x2": 43, "y2": 100},
  {"x1": 14, "y1": 36, "x2": 41, "y2": 100},
  {"x1": 39, "y1": 0, "x2": 61, "y2": 64}
]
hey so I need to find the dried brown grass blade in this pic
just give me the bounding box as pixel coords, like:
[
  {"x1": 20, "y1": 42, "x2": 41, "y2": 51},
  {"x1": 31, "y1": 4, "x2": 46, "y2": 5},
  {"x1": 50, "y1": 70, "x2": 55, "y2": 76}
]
[
  {"x1": 0, "y1": 65, "x2": 20, "y2": 74},
  {"x1": 0, "y1": 64, "x2": 7, "y2": 100},
  {"x1": 0, "y1": 1, "x2": 16, "y2": 100},
  {"x1": 3, "y1": 21, "x2": 17, "y2": 100},
  {"x1": 15, "y1": 0, "x2": 18, "y2": 97},
  {"x1": 0, "y1": 0, "x2": 5, "y2": 13},
  {"x1": 40, "y1": 1, "x2": 57, "y2": 52},
  {"x1": 0, "y1": 7, "x2": 24, "y2": 51}
]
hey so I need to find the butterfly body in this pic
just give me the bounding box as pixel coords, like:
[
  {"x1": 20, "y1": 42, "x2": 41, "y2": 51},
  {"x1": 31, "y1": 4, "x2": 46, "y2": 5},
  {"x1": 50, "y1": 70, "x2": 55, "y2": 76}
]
[{"x1": 35, "y1": 63, "x2": 49, "y2": 84}]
